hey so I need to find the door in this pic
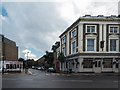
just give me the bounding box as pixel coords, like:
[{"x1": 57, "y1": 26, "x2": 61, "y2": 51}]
[{"x1": 94, "y1": 60, "x2": 101, "y2": 73}]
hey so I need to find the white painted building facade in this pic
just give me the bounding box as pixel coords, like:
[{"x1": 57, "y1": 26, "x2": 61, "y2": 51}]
[{"x1": 59, "y1": 15, "x2": 120, "y2": 73}]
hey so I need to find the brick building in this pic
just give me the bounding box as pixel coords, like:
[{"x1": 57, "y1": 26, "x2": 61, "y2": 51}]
[{"x1": 0, "y1": 34, "x2": 22, "y2": 72}]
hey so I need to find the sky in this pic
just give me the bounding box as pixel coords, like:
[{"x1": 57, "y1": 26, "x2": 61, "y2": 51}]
[{"x1": 0, "y1": 0, "x2": 119, "y2": 61}]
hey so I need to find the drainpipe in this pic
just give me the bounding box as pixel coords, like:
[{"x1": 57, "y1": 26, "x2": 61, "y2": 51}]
[{"x1": 2, "y1": 35, "x2": 4, "y2": 75}]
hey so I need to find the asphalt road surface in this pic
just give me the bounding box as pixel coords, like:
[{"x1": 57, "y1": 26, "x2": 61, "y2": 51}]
[{"x1": 1, "y1": 69, "x2": 119, "y2": 88}]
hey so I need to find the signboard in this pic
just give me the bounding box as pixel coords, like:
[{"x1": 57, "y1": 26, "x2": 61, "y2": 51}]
[
  {"x1": 67, "y1": 60, "x2": 70, "y2": 63},
  {"x1": 25, "y1": 62, "x2": 27, "y2": 65}
]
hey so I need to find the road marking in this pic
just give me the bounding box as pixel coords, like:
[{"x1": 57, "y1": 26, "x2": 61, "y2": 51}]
[
  {"x1": 46, "y1": 74, "x2": 50, "y2": 76},
  {"x1": 52, "y1": 80, "x2": 93, "y2": 82}
]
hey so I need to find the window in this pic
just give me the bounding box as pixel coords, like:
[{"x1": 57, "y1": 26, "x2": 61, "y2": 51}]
[
  {"x1": 103, "y1": 59, "x2": 112, "y2": 68},
  {"x1": 72, "y1": 29, "x2": 76, "y2": 38},
  {"x1": 87, "y1": 26, "x2": 95, "y2": 33},
  {"x1": 6, "y1": 64, "x2": 9, "y2": 69},
  {"x1": 17, "y1": 64, "x2": 19, "y2": 68},
  {"x1": 62, "y1": 47, "x2": 65, "y2": 56},
  {"x1": 10, "y1": 64, "x2": 13, "y2": 69},
  {"x1": 13, "y1": 64, "x2": 16, "y2": 69},
  {"x1": 62, "y1": 38, "x2": 66, "y2": 44},
  {"x1": 110, "y1": 27, "x2": 118, "y2": 33},
  {"x1": 110, "y1": 39, "x2": 118, "y2": 51},
  {"x1": 83, "y1": 59, "x2": 93, "y2": 68},
  {"x1": 72, "y1": 41, "x2": 76, "y2": 53},
  {"x1": 87, "y1": 39, "x2": 95, "y2": 51}
]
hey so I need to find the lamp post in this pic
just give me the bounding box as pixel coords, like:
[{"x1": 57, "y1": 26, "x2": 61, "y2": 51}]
[{"x1": 27, "y1": 51, "x2": 29, "y2": 60}]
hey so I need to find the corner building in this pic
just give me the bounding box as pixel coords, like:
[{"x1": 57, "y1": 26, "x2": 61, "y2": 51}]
[{"x1": 59, "y1": 15, "x2": 120, "y2": 73}]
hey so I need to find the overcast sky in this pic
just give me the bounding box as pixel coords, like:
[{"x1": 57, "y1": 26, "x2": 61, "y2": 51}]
[{"x1": 0, "y1": 0, "x2": 119, "y2": 60}]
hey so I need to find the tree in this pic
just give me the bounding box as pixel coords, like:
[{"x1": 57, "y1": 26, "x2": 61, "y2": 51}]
[
  {"x1": 58, "y1": 52, "x2": 66, "y2": 70},
  {"x1": 44, "y1": 51, "x2": 54, "y2": 67},
  {"x1": 51, "y1": 42, "x2": 60, "y2": 52},
  {"x1": 18, "y1": 58, "x2": 24, "y2": 62},
  {"x1": 58, "y1": 52, "x2": 66, "y2": 63},
  {"x1": 26, "y1": 59, "x2": 34, "y2": 68}
]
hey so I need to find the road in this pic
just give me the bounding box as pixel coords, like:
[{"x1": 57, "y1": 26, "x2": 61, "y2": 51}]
[{"x1": 1, "y1": 69, "x2": 119, "y2": 89}]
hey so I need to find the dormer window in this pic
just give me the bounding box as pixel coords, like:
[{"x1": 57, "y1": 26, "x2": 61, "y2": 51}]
[
  {"x1": 86, "y1": 26, "x2": 95, "y2": 33},
  {"x1": 72, "y1": 28, "x2": 76, "y2": 38},
  {"x1": 109, "y1": 27, "x2": 118, "y2": 34}
]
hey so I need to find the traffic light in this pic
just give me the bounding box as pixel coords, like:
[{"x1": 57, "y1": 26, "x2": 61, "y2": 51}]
[{"x1": 100, "y1": 41, "x2": 104, "y2": 48}]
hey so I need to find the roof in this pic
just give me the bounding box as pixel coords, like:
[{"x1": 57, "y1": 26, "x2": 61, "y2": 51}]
[{"x1": 59, "y1": 15, "x2": 120, "y2": 38}]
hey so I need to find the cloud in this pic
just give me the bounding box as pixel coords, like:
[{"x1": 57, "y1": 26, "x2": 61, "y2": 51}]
[
  {"x1": 0, "y1": 15, "x2": 7, "y2": 21},
  {"x1": 1, "y1": 0, "x2": 119, "y2": 59},
  {"x1": 22, "y1": 49, "x2": 38, "y2": 61},
  {"x1": 2, "y1": 2, "x2": 69, "y2": 59},
  {"x1": 58, "y1": 0, "x2": 119, "y2": 24}
]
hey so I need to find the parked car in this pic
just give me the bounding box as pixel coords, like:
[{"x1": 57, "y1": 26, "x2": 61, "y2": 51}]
[
  {"x1": 47, "y1": 67, "x2": 56, "y2": 72},
  {"x1": 36, "y1": 67, "x2": 40, "y2": 70},
  {"x1": 36, "y1": 67, "x2": 44, "y2": 70},
  {"x1": 32, "y1": 66, "x2": 35, "y2": 69}
]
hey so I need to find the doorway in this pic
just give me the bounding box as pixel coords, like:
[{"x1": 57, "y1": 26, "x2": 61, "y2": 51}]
[{"x1": 94, "y1": 60, "x2": 101, "y2": 73}]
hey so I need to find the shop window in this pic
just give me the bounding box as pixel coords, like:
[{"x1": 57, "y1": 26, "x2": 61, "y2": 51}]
[
  {"x1": 83, "y1": 59, "x2": 93, "y2": 68},
  {"x1": 13, "y1": 64, "x2": 16, "y2": 69},
  {"x1": 6, "y1": 64, "x2": 9, "y2": 69},
  {"x1": 17, "y1": 64, "x2": 19, "y2": 68},
  {"x1": 103, "y1": 59, "x2": 113, "y2": 68},
  {"x1": 10, "y1": 64, "x2": 13, "y2": 69}
]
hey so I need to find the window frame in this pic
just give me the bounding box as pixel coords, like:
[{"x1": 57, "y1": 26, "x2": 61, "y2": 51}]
[
  {"x1": 62, "y1": 37, "x2": 66, "y2": 44},
  {"x1": 83, "y1": 59, "x2": 93, "y2": 68},
  {"x1": 86, "y1": 25, "x2": 96, "y2": 33},
  {"x1": 71, "y1": 28, "x2": 77, "y2": 38},
  {"x1": 103, "y1": 59, "x2": 113, "y2": 68},
  {"x1": 62, "y1": 47, "x2": 65, "y2": 56},
  {"x1": 86, "y1": 38, "x2": 95, "y2": 51},
  {"x1": 71, "y1": 41, "x2": 76, "y2": 54},
  {"x1": 109, "y1": 26, "x2": 119, "y2": 34},
  {"x1": 109, "y1": 39, "x2": 119, "y2": 52}
]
